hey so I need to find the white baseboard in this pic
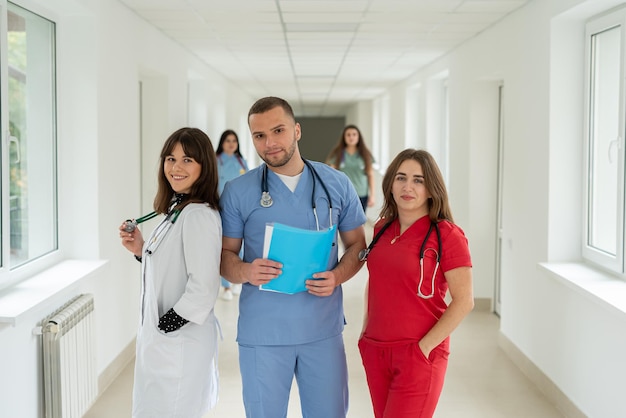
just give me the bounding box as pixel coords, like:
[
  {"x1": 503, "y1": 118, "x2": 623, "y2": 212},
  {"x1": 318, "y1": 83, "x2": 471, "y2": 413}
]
[
  {"x1": 473, "y1": 297, "x2": 491, "y2": 312},
  {"x1": 97, "y1": 339, "x2": 135, "y2": 396},
  {"x1": 498, "y1": 333, "x2": 587, "y2": 418}
]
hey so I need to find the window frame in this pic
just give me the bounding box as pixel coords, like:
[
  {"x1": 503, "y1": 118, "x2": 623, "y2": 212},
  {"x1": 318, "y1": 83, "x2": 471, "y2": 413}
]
[
  {"x1": 583, "y1": 6, "x2": 626, "y2": 276},
  {"x1": 0, "y1": 0, "x2": 60, "y2": 288}
]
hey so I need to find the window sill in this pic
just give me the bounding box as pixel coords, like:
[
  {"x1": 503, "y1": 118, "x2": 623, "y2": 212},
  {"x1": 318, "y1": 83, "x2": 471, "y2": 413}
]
[
  {"x1": 0, "y1": 259, "x2": 108, "y2": 326},
  {"x1": 539, "y1": 262, "x2": 626, "y2": 318}
]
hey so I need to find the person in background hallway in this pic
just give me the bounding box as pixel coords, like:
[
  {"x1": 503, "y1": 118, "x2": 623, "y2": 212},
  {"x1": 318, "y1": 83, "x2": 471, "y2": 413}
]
[
  {"x1": 220, "y1": 96, "x2": 367, "y2": 418},
  {"x1": 358, "y1": 149, "x2": 474, "y2": 418},
  {"x1": 118, "y1": 127, "x2": 222, "y2": 418},
  {"x1": 216, "y1": 129, "x2": 248, "y2": 301},
  {"x1": 326, "y1": 124, "x2": 375, "y2": 213}
]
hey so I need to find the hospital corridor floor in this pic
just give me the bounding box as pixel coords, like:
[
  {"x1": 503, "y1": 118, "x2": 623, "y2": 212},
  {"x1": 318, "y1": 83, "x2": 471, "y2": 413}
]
[{"x1": 85, "y1": 226, "x2": 564, "y2": 418}]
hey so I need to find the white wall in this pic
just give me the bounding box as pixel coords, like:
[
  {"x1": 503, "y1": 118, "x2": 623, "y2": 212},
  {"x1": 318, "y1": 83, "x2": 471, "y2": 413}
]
[
  {"x1": 350, "y1": 0, "x2": 626, "y2": 416},
  {"x1": 0, "y1": 0, "x2": 251, "y2": 416}
]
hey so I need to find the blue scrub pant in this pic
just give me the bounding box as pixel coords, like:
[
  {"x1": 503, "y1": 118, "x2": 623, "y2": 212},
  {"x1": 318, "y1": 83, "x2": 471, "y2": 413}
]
[{"x1": 238, "y1": 334, "x2": 349, "y2": 418}]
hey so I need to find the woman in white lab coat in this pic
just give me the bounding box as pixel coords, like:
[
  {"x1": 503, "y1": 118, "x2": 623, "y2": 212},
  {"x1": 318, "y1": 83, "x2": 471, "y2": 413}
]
[{"x1": 119, "y1": 127, "x2": 221, "y2": 418}]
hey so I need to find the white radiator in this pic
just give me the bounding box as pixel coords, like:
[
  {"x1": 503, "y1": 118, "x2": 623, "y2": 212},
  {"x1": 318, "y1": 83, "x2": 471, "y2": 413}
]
[{"x1": 40, "y1": 294, "x2": 97, "y2": 418}]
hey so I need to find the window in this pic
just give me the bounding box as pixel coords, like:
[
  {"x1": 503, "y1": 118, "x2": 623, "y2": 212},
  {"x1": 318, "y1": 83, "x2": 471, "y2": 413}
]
[
  {"x1": 1, "y1": 2, "x2": 57, "y2": 274},
  {"x1": 583, "y1": 7, "x2": 626, "y2": 275}
]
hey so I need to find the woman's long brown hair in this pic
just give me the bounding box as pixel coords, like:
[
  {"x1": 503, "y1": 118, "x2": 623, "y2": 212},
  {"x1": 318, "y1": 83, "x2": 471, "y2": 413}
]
[
  {"x1": 379, "y1": 149, "x2": 454, "y2": 224},
  {"x1": 326, "y1": 125, "x2": 373, "y2": 173},
  {"x1": 153, "y1": 127, "x2": 219, "y2": 214}
]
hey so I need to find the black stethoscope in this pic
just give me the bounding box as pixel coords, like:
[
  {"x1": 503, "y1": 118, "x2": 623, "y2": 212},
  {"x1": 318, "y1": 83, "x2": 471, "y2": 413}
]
[
  {"x1": 358, "y1": 219, "x2": 442, "y2": 299},
  {"x1": 260, "y1": 158, "x2": 333, "y2": 231}
]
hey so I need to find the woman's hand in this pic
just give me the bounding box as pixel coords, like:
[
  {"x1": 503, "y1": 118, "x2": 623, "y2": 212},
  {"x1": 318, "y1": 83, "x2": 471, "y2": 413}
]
[
  {"x1": 118, "y1": 222, "x2": 144, "y2": 257},
  {"x1": 418, "y1": 339, "x2": 432, "y2": 360}
]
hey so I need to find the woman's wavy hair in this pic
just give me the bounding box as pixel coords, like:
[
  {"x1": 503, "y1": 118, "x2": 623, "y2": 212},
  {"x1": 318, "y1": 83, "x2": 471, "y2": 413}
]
[
  {"x1": 379, "y1": 149, "x2": 454, "y2": 223},
  {"x1": 326, "y1": 125, "x2": 373, "y2": 173},
  {"x1": 154, "y1": 127, "x2": 219, "y2": 213}
]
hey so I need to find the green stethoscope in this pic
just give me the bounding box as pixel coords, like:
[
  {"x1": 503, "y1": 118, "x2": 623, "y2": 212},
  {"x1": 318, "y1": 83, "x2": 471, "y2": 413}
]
[
  {"x1": 123, "y1": 194, "x2": 185, "y2": 233},
  {"x1": 123, "y1": 208, "x2": 182, "y2": 232},
  {"x1": 126, "y1": 195, "x2": 186, "y2": 257}
]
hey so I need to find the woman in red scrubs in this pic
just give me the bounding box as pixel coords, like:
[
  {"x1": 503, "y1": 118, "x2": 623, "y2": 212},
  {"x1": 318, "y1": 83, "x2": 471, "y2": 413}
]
[{"x1": 359, "y1": 149, "x2": 474, "y2": 418}]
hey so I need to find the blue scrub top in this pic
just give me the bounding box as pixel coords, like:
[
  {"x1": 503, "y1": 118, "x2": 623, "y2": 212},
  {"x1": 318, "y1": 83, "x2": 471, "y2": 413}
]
[
  {"x1": 220, "y1": 160, "x2": 366, "y2": 345},
  {"x1": 217, "y1": 153, "x2": 248, "y2": 194}
]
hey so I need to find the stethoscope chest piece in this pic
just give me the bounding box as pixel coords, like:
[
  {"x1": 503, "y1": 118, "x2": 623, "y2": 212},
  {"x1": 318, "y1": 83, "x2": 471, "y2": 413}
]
[
  {"x1": 358, "y1": 248, "x2": 370, "y2": 262},
  {"x1": 123, "y1": 219, "x2": 138, "y2": 232},
  {"x1": 259, "y1": 160, "x2": 333, "y2": 233},
  {"x1": 260, "y1": 191, "x2": 273, "y2": 208}
]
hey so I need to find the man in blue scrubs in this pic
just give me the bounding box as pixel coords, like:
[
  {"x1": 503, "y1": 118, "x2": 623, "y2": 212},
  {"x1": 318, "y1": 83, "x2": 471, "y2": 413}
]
[{"x1": 220, "y1": 96, "x2": 367, "y2": 418}]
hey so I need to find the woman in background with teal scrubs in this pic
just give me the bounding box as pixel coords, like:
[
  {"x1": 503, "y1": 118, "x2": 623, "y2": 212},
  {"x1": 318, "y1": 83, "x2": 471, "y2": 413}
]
[{"x1": 326, "y1": 125, "x2": 375, "y2": 213}]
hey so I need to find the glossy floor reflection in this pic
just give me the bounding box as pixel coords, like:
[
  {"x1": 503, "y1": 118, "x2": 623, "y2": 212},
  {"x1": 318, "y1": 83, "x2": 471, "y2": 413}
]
[{"x1": 85, "y1": 228, "x2": 564, "y2": 418}]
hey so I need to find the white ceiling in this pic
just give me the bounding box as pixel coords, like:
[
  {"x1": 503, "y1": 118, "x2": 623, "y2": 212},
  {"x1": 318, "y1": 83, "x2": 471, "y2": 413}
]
[{"x1": 119, "y1": 0, "x2": 529, "y2": 116}]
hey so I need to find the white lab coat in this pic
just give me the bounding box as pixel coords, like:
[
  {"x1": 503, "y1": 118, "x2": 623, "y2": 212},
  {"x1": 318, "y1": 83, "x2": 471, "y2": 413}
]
[{"x1": 132, "y1": 203, "x2": 221, "y2": 418}]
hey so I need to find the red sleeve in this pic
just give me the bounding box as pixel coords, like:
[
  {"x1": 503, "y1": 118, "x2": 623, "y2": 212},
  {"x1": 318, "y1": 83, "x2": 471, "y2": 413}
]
[{"x1": 439, "y1": 221, "x2": 472, "y2": 272}]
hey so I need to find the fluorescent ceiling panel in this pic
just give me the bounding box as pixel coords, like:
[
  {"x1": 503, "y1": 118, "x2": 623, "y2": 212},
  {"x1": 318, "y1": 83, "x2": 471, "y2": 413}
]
[
  {"x1": 285, "y1": 23, "x2": 359, "y2": 32},
  {"x1": 118, "y1": 0, "x2": 531, "y2": 116}
]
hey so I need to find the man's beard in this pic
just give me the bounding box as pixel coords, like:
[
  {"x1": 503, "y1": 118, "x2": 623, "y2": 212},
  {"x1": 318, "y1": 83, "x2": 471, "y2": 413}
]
[{"x1": 262, "y1": 136, "x2": 297, "y2": 168}]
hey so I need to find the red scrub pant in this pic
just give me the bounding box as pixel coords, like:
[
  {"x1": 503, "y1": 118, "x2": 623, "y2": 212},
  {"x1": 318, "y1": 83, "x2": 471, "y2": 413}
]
[{"x1": 358, "y1": 338, "x2": 449, "y2": 418}]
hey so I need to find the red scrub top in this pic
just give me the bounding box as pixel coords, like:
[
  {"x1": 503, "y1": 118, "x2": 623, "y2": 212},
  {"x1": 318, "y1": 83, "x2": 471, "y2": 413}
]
[{"x1": 363, "y1": 215, "x2": 472, "y2": 350}]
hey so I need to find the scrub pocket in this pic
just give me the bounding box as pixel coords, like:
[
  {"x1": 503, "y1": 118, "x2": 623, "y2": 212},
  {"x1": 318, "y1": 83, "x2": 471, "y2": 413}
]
[{"x1": 141, "y1": 325, "x2": 184, "y2": 380}]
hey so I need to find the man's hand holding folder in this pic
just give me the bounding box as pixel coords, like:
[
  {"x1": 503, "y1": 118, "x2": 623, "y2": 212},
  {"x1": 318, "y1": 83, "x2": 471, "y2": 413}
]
[{"x1": 260, "y1": 222, "x2": 336, "y2": 294}]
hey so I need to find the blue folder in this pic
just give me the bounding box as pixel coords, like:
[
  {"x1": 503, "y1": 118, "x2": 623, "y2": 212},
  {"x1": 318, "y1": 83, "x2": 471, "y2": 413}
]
[{"x1": 260, "y1": 222, "x2": 336, "y2": 294}]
